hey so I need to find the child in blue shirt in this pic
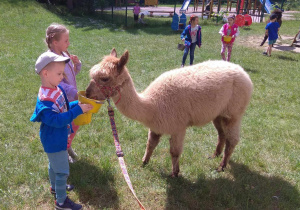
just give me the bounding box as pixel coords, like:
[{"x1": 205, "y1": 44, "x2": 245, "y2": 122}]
[
  {"x1": 30, "y1": 52, "x2": 93, "y2": 209},
  {"x1": 180, "y1": 15, "x2": 202, "y2": 67},
  {"x1": 263, "y1": 14, "x2": 280, "y2": 57}
]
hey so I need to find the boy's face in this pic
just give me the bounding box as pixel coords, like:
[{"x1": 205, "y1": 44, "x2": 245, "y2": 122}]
[{"x1": 44, "y1": 62, "x2": 65, "y2": 88}]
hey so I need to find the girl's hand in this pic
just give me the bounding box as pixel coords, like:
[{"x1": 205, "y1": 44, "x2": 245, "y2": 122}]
[
  {"x1": 70, "y1": 55, "x2": 80, "y2": 65},
  {"x1": 79, "y1": 103, "x2": 93, "y2": 113},
  {"x1": 182, "y1": 38, "x2": 185, "y2": 42}
]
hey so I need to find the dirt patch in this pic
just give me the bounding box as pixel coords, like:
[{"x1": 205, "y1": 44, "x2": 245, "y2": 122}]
[{"x1": 237, "y1": 35, "x2": 300, "y2": 53}]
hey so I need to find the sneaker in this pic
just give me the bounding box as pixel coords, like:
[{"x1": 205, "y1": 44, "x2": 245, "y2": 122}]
[
  {"x1": 262, "y1": 52, "x2": 267, "y2": 56},
  {"x1": 181, "y1": 64, "x2": 184, "y2": 68},
  {"x1": 55, "y1": 196, "x2": 82, "y2": 210},
  {"x1": 68, "y1": 147, "x2": 78, "y2": 159},
  {"x1": 68, "y1": 147, "x2": 78, "y2": 163},
  {"x1": 68, "y1": 155, "x2": 77, "y2": 163},
  {"x1": 51, "y1": 184, "x2": 75, "y2": 195}
]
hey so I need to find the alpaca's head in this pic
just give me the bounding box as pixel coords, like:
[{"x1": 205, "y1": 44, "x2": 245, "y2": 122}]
[{"x1": 86, "y1": 48, "x2": 129, "y2": 100}]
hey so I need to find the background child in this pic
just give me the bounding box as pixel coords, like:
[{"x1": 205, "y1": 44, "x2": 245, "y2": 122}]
[
  {"x1": 260, "y1": 9, "x2": 283, "y2": 46},
  {"x1": 133, "y1": 3, "x2": 140, "y2": 23},
  {"x1": 45, "y1": 23, "x2": 81, "y2": 163},
  {"x1": 263, "y1": 14, "x2": 280, "y2": 56},
  {"x1": 30, "y1": 51, "x2": 93, "y2": 209},
  {"x1": 138, "y1": 13, "x2": 146, "y2": 25},
  {"x1": 219, "y1": 15, "x2": 239, "y2": 62},
  {"x1": 180, "y1": 15, "x2": 202, "y2": 67}
]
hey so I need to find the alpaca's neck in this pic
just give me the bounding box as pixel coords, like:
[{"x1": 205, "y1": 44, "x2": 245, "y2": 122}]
[{"x1": 111, "y1": 77, "x2": 151, "y2": 123}]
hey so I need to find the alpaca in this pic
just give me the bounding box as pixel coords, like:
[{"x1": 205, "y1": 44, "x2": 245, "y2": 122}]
[{"x1": 86, "y1": 49, "x2": 253, "y2": 177}]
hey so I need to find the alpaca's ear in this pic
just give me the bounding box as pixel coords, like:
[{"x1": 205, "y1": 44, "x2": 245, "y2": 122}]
[
  {"x1": 110, "y1": 48, "x2": 117, "y2": 57},
  {"x1": 117, "y1": 50, "x2": 129, "y2": 73}
]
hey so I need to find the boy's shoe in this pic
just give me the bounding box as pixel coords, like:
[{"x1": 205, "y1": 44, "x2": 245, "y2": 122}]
[
  {"x1": 51, "y1": 184, "x2": 75, "y2": 195},
  {"x1": 181, "y1": 64, "x2": 184, "y2": 68},
  {"x1": 55, "y1": 196, "x2": 82, "y2": 210}
]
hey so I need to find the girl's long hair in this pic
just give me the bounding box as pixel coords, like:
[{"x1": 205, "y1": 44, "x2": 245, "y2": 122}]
[
  {"x1": 45, "y1": 23, "x2": 69, "y2": 50},
  {"x1": 45, "y1": 23, "x2": 70, "y2": 81}
]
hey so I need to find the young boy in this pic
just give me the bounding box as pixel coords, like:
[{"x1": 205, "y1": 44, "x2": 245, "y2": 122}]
[
  {"x1": 263, "y1": 14, "x2": 280, "y2": 56},
  {"x1": 30, "y1": 52, "x2": 93, "y2": 209}
]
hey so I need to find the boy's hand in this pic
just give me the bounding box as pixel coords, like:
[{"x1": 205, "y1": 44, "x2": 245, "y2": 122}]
[
  {"x1": 79, "y1": 103, "x2": 93, "y2": 113},
  {"x1": 182, "y1": 38, "x2": 185, "y2": 42}
]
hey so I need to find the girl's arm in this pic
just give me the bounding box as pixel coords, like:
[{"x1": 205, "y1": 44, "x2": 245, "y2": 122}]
[
  {"x1": 70, "y1": 55, "x2": 82, "y2": 74},
  {"x1": 234, "y1": 27, "x2": 240, "y2": 37},
  {"x1": 59, "y1": 81, "x2": 78, "y2": 101},
  {"x1": 180, "y1": 28, "x2": 187, "y2": 40},
  {"x1": 219, "y1": 25, "x2": 225, "y2": 36}
]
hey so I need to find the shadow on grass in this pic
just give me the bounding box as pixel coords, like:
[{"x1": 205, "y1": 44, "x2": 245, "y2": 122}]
[
  {"x1": 69, "y1": 159, "x2": 119, "y2": 209},
  {"x1": 163, "y1": 161, "x2": 300, "y2": 209},
  {"x1": 244, "y1": 67, "x2": 259, "y2": 74},
  {"x1": 275, "y1": 55, "x2": 299, "y2": 61}
]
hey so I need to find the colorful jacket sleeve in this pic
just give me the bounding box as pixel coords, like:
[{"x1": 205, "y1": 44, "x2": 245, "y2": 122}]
[{"x1": 30, "y1": 100, "x2": 83, "y2": 128}]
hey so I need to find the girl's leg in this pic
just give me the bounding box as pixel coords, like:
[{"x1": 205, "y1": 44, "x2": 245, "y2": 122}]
[
  {"x1": 189, "y1": 43, "x2": 197, "y2": 65},
  {"x1": 47, "y1": 150, "x2": 69, "y2": 204},
  {"x1": 182, "y1": 46, "x2": 190, "y2": 66},
  {"x1": 67, "y1": 122, "x2": 80, "y2": 149},
  {"x1": 227, "y1": 43, "x2": 233, "y2": 61},
  {"x1": 221, "y1": 43, "x2": 226, "y2": 61}
]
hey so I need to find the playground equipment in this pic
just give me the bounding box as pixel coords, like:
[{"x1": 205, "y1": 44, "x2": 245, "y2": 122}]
[
  {"x1": 291, "y1": 30, "x2": 300, "y2": 47},
  {"x1": 145, "y1": 0, "x2": 158, "y2": 6},
  {"x1": 171, "y1": 13, "x2": 186, "y2": 31},
  {"x1": 180, "y1": 0, "x2": 192, "y2": 13},
  {"x1": 260, "y1": 0, "x2": 273, "y2": 14}
]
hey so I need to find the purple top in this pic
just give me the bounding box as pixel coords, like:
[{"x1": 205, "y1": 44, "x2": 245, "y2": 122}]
[{"x1": 59, "y1": 51, "x2": 81, "y2": 102}]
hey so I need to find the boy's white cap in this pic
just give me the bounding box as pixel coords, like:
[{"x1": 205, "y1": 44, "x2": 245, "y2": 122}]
[{"x1": 35, "y1": 51, "x2": 70, "y2": 74}]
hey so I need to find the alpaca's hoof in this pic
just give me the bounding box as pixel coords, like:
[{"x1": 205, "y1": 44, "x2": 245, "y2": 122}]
[
  {"x1": 142, "y1": 160, "x2": 148, "y2": 166},
  {"x1": 170, "y1": 173, "x2": 179, "y2": 178},
  {"x1": 208, "y1": 155, "x2": 216, "y2": 159},
  {"x1": 216, "y1": 166, "x2": 225, "y2": 172}
]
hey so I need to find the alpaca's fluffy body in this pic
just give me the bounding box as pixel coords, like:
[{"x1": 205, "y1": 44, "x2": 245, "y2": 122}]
[{"x1": 86, "y1": 49, "x2": 253, "y2": 176}]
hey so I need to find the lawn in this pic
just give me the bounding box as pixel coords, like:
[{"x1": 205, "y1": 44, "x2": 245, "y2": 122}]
[{"x1": 0, "y1": 0, "x2": 299, "y2": 209}]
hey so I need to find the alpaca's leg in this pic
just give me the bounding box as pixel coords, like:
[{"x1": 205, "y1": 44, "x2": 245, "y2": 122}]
[
  {"x1": 211, "y1": 116, "x2": 226, "y2": 159},
  {"x1": 169, "y1": 131, "x2": 186, "y2": 177},
  {"x1": 217, "y1": 117, "x2": 241, "y2": 172},
  {"x1": 142, "y1": 129, "x2": 161, "y2": 165}
]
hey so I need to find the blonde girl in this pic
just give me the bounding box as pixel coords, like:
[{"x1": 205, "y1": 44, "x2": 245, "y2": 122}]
[{"x1": 45, "y1": 23, "x2": 81, "y2": 163}]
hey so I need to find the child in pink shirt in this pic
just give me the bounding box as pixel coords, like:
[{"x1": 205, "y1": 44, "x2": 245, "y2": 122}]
[
  {"x1": 219, "y1": 15, "x2": 240, "y2": 61},
  {"x1": 133, "y1": 3, "x2": 141, "y2": 23}
]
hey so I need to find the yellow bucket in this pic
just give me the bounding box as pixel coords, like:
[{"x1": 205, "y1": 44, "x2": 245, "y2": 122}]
[
  {"x1": 73, "y1": 112, "x2": 92, "y2": 126},
  {"x1": 77, "y1": 91, "x2": 104, "y2": 113},
  {"x1": 224, "y1": 35, "x2": 232, "y2": 43},
  {"x1": 73, "y1": 91, "x2": 104, "y2": 126}
]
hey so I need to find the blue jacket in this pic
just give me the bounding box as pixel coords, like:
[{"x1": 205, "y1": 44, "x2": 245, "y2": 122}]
[
  {"x1": 180, "y1": 24, "x2": 202, "y2": 47},
  {"x1": 30, "y1": 86, "x2": 83, "y2": 153}
]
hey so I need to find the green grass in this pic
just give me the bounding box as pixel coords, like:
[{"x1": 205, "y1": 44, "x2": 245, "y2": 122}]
[{"x1": 0, "y1": 0, "x2": 300, "y2": 209}]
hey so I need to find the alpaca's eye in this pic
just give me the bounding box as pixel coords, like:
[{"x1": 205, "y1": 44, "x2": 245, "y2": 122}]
[{"x1": 101, "y1": 77, "x2": 109, "y2": 82}]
